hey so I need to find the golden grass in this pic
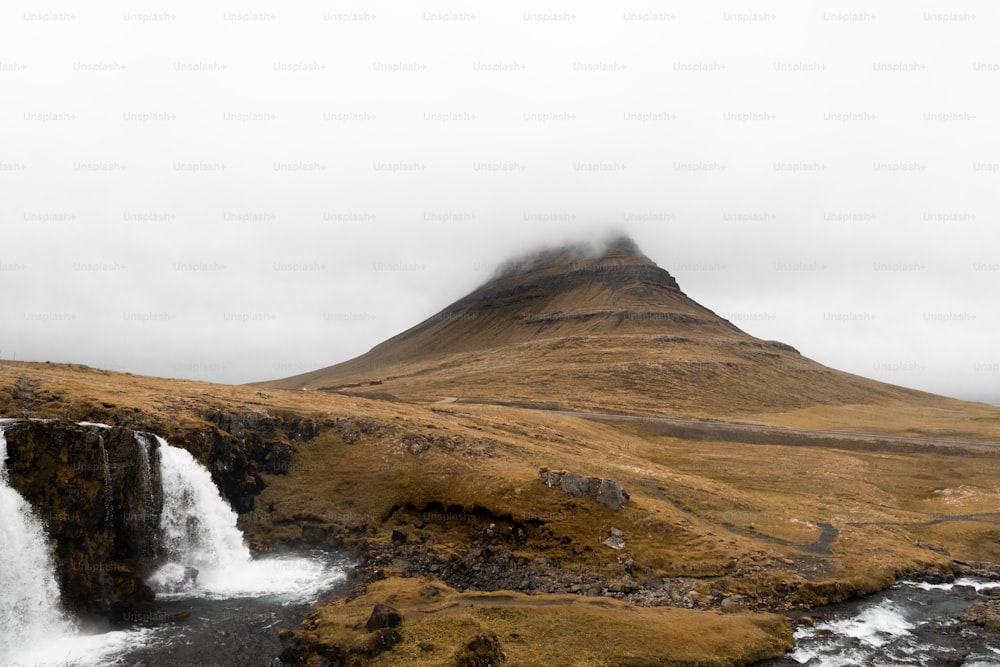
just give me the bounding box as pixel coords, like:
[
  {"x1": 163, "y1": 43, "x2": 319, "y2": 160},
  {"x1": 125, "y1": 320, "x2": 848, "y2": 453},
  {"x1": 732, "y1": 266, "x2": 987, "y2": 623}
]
[
  {"x1": 299, "y1": 577, "x2": 793, "y2": 666},
  {"x1": 3, "y1": 360, "x2": 1000, "y2": 663},
  {"x1": 746, "y1": 399, "x2": 1000, "y2": 443}
]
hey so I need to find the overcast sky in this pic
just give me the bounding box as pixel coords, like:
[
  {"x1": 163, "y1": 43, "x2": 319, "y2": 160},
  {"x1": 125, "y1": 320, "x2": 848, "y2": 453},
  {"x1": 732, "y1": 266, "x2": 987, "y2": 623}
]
[{"x1": 1, "y1": 2, "x2": 997, "y2": 405}]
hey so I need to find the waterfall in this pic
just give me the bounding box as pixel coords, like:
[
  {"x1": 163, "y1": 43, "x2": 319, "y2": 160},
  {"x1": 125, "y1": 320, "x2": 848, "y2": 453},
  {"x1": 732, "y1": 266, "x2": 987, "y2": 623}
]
[
  {"x1": 149, "y1": 436, "x2": 345, "y2": 601},
  {"x1": 0, "y1": 420, "x2": 345, "y2": 664},
  {"x1": 98, "y1": 434, "x2": 114, "y2": 532},
  {"x1": 130, "y1": 432, "x2": 162, "y2": 558},
  {"x1": 149, "y1": 437, "x2": 252, "y2": 594},
  {"x1": 0, "y1": 422, "x2": 76, "y2": 656},
  {"x1": 134, "y1": 432, "x2": 157, "y2": 514}
]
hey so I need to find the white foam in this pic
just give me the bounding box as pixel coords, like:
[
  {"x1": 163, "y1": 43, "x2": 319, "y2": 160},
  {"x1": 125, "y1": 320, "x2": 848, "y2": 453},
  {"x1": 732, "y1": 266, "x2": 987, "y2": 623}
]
[
  {"x1": 6, "y1": 627, "x2": 162, "y2": 667},
  {"x1": 786, "y1": 644, "x2": 869, "y2": 667},
  {"x1": 78, "y1": 421, "x2": 112, "y2": 429},
  {"x1": 0, "y1": 425, "x2": 77, "y2": 657},
  {"x1": 902, "y1": 576, "x2": 1000, "y2": 592},
  {"x1": 816, "y1": 599, "x2": 913, "y2": 648},
  {"x1": 153, "y1": 552, "x2": 347, "y2": 603}
]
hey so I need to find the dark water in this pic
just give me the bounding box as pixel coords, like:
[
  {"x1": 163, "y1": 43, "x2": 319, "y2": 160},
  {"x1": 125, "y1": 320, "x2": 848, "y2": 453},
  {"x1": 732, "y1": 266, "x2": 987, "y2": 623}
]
[
  {"x1": 121, "y1": 589, "x2": 346, "y2": 666},
  {"x1": 2, "y1": 551, "x2": 351, "y2": 667},
  {"x1": 120, "y1": 550, "x2": 352, "y2": 667},
  {"x1": 760, "y1": 578, "x2": 1000, "y2": 666}
]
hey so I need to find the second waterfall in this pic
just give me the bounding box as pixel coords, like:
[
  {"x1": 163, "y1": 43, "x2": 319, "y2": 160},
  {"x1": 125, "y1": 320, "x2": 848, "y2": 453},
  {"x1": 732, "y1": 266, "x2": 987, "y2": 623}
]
[{"x1": 146, "y1": 434, "x2": 345, "y2": 602}]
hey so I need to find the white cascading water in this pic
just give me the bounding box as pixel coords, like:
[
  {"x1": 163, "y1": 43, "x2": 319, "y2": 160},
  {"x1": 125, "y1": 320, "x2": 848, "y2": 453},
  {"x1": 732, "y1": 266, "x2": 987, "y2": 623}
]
[
  {"x1": 134, "y1": 432, "x2": 157, "y2": 516},
  {"x1": 148, "y1": 437, "x2": 253, "y2": 594},
  {"x1": 97, "y1": 434, "x2": 114, "y2": 532},
  {"x1": 149, "y1": 436, "x2": 344, "y2": 601},
  {"x1": 0, "y1": 422, "x2": 76, "y2": 657}
]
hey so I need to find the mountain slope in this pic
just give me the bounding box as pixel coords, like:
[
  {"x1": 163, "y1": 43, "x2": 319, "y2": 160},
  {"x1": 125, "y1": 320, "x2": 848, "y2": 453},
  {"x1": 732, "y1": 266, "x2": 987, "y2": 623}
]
[{"x1": 263, "y1": 236, "x2": 933, "y2": 418}]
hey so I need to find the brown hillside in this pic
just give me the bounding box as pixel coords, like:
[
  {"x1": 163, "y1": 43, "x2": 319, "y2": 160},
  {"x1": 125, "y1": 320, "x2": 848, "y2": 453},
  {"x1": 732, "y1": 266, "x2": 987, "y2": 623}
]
[
  {"x1": 263, "y1": 236, "x2": 932, "y2": 418},
  {"x1": 3, "y1": 353, "x2": 999, "y2": 664}
]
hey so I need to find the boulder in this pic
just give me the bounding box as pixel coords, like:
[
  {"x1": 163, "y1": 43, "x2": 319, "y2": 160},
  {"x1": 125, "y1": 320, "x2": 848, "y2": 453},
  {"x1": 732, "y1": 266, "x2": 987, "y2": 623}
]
[
  {"x1": 721, "y1": 595, "x2": 747, "y2": 613},
  {"x1": 365, "y1": 603, "x2": 403, "y2": 631},
  {"x1": 558, "y1": 472, "x2": 595, "y2": 498},
  {"x1": 602, "y1": 527, "x2": 626, "y2": 550},
  {"x1": 454, "y1": 630, "x2": 505, "y2": 667},
  {"x1": 962, "y1": 599, "x2": 1000, "y2": 630},
  {"x1": 404, "y1": 435, "x2": 431, "y2": 455},
  {"x1": 595, "y1": 478, "x2": 630, "y2": 510},
  {"x1": 538, "y1": 468, "x2": 629, "y2": 510}
]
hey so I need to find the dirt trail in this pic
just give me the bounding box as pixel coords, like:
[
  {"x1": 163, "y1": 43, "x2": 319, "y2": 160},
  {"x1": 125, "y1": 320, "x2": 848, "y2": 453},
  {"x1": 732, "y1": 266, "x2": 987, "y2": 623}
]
[{"x1": 451, "y1": 399, "x2": 1000, "y2": 453}]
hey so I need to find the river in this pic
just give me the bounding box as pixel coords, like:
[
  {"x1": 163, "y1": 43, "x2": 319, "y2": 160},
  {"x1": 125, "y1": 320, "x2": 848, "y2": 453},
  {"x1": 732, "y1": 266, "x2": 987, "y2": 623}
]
[{"x1": 761, "y1": 578, "x2": 1000, "y2": 666}]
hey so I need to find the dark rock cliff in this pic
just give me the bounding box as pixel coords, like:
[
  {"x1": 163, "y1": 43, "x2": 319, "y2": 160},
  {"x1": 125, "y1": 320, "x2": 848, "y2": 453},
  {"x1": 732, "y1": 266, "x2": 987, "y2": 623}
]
[{"x1": 3, "y1": 420, "x2": 162, "y2": 622}]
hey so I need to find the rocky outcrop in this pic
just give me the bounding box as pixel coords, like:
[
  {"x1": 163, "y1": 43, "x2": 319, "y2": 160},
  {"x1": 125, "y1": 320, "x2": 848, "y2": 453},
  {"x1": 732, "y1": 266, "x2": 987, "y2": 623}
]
[
  {"x1": 538, "y1": 468, "x2": 630, "y2": 510},
  {"x1": 962, "y1": 598, "x2": 1000, "y2": 630},
  {"x1": 595, "y1": 479, "x2": 630, "y2": 510},
  {"x1": 2, "y1": 419, "x2": 162, "y2": 622},
  {"x1": 954, "y1": 560, "x2": 1000, "y2": 580},
  {"x1": 172, "y1": 410, "x2": 315, "y2": 513},
  {"x1": 365, "y1": 603, "x2": 403, "y2": 631},
  {"x1": 454, "y1": 630, "x2": 505, "y2": 666},
  {"x1": 402, "y1": 432, "x2": 501, "y2": 458},
  {"x1": 278, "y1": 604, "x2": 404, "y2": 664},
  {"x1": 602, "y1": 527, "x2": 626, "y2": 550}
]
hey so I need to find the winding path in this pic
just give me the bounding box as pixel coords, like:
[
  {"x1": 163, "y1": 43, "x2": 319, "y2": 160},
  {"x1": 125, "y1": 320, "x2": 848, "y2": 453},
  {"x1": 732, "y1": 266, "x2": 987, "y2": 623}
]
[{"x1": 543, "y1": 408, "x2": 1000, "y2": 450}]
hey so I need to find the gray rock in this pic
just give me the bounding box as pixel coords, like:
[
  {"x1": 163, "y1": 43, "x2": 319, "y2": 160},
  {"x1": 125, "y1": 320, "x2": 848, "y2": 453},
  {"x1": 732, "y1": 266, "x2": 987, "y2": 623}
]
[
  {"x1": 540, "y1": 469, "x2": 562, "y2": 488},
  {"x1": 963, "y1": 599, "x2": 1000, "y2": 629},
  {"x1": 721, "y1": 595, "x2": 746, "y2": 612},
  {"x1": 596, "y1": 479, "x2": 630, "y2": 510},
  {"x1": 404, "y1": 435, "x2": 430, "y2": 455},
  {"x1": 337, "y1": 419, "x2": 359, "y2": 444},
  {"x1": 602, "y1": 529, "x2": 626, "y2": 550},
  {"x1": 559, "y1": 472, "x2": 594, "y2": 497},
  {"x1": 539, "y1": 468, "x2": 630, "y2": 510}
]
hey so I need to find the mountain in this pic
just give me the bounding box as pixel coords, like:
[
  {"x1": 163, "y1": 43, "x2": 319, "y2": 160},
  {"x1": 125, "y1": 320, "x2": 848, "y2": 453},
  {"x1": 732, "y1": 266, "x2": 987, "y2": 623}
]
[
  {"x1": 4, "y1": 232, "x2": 1000, "y2": 663},
  {"x1": 263, "y1": 236, "x2": 930, "y2": 417}
]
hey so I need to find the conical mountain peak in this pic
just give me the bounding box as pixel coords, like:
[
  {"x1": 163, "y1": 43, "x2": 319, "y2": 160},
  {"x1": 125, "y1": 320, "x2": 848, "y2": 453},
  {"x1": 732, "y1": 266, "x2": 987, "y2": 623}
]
[
  {"x1": 490, "y1": 235, "x2": 666, "y2": 284},
  {"x1": 264, "y1": 236, "x2": 923, "y2": 418},
  {"x1": 477, "y1": 236, "x2": 681, "y2": 309}
]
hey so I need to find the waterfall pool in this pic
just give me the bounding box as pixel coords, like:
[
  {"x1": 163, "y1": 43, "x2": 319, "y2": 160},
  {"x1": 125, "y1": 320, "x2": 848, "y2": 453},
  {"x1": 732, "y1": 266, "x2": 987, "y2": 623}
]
[{"x1": 3, "y1": 549, "x2": 350, "y2": 667}]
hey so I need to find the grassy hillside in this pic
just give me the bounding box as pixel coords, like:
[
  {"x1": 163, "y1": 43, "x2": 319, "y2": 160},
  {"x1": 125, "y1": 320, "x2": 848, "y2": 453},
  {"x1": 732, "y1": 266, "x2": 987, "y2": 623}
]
[{"x1": 3, "y1": 360, "x2": 1000, "y2": 664}]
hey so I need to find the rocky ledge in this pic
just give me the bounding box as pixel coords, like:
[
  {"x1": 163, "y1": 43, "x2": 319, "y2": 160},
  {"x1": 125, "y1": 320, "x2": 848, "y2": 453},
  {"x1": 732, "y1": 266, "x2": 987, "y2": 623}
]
[
  {"x1": 537, "y1": 467, "x2": 630, "y2": 510},
  {"x1": 3, "y1": 420, "x2": 163, "y2": 621}
]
